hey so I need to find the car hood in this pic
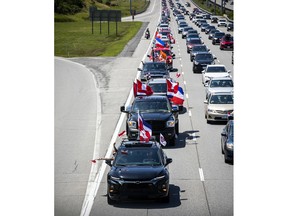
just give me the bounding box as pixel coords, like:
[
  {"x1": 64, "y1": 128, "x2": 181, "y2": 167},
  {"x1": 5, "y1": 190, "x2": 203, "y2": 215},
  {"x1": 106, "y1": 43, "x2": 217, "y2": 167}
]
[
  {"x1": 204, "y1": 72, "x2": 230, "y2": 78},
  {"x1": 207, "y1": 104, "x2": 234, "y2": 111},
  {"x1": 131, "y1": 112, "x2": 173, "y2": 121},
  {"x1": 196, "y1": 59, "x2": 213, "y2": 64},
  {"x1": 111, "y1": 166, "x2": 165, "y2": 180}
]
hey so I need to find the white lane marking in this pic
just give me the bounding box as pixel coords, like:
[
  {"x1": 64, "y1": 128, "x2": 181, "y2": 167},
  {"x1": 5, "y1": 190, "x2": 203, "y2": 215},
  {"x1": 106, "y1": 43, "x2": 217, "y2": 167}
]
[
  {"x1": 183, "y1": 81, "x2": 186, "y2": 85},
  {"x1": 182, "y1": 71, "x2": 184, "y2": 75},
  {"x1": 192, "y1": 132, "x2": 197, "y2": 141},
  {"x1": 199, "y1": 168, "x2": 205, "y2": 181},
  {"x1": 188, "y1": 110, "x2": 192, "y2": 117},
  {"x1": 186, "y1": 94, "x2": 189, "y2": 99}
]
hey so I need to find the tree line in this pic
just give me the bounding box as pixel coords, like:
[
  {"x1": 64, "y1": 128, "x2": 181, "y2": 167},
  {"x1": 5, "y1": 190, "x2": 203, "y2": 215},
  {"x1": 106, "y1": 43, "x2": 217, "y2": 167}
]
[{"x1": 55, "y1": 0, "x2": 86, "y2": 14}]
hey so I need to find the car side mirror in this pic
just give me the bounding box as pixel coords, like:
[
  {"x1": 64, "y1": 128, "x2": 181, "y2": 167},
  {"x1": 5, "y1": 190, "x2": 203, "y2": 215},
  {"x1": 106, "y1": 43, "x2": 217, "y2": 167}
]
[
  {"x1": 105, "y1": 160, "x2": 112, "y2": 167},
  {"x1": 204, "y1": 100, "x2": 208, "y2": 104},
  {"x1": 204, "y1": 82, "x2": 209, "y2": 87},
  {"x1": 120, "y1": 105, "x2": 125, "y2": 112},
  {"x1": 166, "y1": 158, "x2": 172, "y2": 166},
  {"x1": 214, "y1": 56, "x2": 217, "y2": 59},
  {"x1": 137, "y1": 67, "x2": 142, "y2": 71},
  {"x1": 228, "y1": 70, "x2": 231, "y2": 73},
  {"x1": 172, "y1": 54, "x2": 175, "y2": 58},
  {"x1": 221, "y1": 132, "x2": 227, "y2": 137},
  {"x1": 147, "y1": 55, "x2": 151, "y2": 58}
]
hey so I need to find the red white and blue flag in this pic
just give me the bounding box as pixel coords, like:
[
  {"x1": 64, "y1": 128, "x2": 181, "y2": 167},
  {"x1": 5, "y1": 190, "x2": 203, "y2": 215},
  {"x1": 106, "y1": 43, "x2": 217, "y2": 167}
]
[
  {"x1": 133, "y1": 79, "x2": 153, "y2": 97},
  {"x1": 138, "y1": 112, "x2": 152, "y2": 142},
  {"x1": 166, "y1": 79, "x2": 179, "y2": 99},
  {"x1": 171, "y1": 86, "x2": 184, "y2": 105},
  {"x1": 159, "y1": 133, "x2": 167, "y2": 146},
  {"x1": 155, "y1": 37, "x2": 165, "y2": 48}
]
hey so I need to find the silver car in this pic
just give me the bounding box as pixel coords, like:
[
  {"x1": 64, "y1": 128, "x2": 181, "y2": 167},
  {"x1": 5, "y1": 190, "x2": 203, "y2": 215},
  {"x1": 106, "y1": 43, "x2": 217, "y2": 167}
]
[
  {"x1": 204, "y1": 92, "x2": 234, "y2": 123},
  {"x1": 205, "y1": 77, "x2": 234, "y2": 98},
  {"x1": 202, "y1": 65, "x2": 231, "y2": 85}
]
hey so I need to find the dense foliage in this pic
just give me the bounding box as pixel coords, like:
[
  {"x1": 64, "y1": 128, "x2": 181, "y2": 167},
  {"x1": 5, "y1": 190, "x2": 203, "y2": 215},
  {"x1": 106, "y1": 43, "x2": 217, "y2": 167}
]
[{"x1": 55, "y1": 0, "x2": 86, "y2": 14}]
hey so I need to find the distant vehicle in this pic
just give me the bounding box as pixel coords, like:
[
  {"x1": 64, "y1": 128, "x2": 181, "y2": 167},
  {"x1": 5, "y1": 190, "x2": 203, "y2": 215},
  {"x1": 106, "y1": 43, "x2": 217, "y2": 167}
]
[
  {"x1": 208, "y1": 29, "x2": 220, "y2": 39},
  {"x1": 189, "y1": 44, "x2": 210, "y2": 62},
  {"x1": 193, "y1": 52, "x2": 216, "y2": 73},
  {"x1": 205, "y1": 77, "x2": 234, "y2": 96},
  {"x1": 212, "y1": 32, "x2": 225, "y2": 45},
  {"x1": 185, "y1": 2, "x2": 191, "y2": 7},
  {"x1": 186, "y1": 38, "x2": 203, "y2": 53},
  {"x1": 227, "y1": 23, "x2": 234, "y2": 31},
  {"x1": 202, "y1": 64, "x2": 231, "y2": 85},
  {"x1": 220, "y1": 34, "x2": 234, "y2": 50},
  {"x1": 106, "y1": 140, "x2": 173, "y2": 204},
  {"x1": 218, "y1": 19, "x2": 227, "y2": 27},
  {"x1": 221, "y1": 120, "x2": 234, "y2": 163},
  {"x1": 211, "y1": 16, "x2": 218, "y2": 23},
  {"x1": 138, "y1": 62, "x2": 169, "y2": 81}
]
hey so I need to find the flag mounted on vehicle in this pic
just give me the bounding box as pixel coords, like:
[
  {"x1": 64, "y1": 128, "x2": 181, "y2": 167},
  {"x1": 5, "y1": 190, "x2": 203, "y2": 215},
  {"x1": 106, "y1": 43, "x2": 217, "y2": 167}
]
[
  {"x1": 133, "y1": 79, "x2": 153, "y2": 96},
  {"x1": 138, "y1": 112, "x2": 152, "y2": 142},
  {"x1": 159, "y1": 133, "x2": 167, "y2": 146},
  {"x1": 171, "y1": 86, "x2": 184, "y2": 105},
  {"x1": 155, "y1": 37, "x2": 165, "y2": 48},
  {"x1": 166, "y1": 79, "x2": 179, "y2": 99}
]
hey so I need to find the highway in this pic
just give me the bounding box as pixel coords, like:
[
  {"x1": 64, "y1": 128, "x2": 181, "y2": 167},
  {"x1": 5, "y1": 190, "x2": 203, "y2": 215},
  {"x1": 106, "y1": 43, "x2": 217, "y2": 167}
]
[{"x1": 55, "y1": 0, "x2": 233, "y2": 215}]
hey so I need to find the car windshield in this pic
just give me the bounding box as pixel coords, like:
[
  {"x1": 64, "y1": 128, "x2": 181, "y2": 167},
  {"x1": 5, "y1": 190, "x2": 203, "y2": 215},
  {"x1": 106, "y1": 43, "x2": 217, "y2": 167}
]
[
  {"x1": 114, "y1": 149, "x2": 162, "y2": 166},
  {"x1": 192, "y1": 46, "x2": 208, "y2": 52},
  {"x1": 132, "y1": 100, "x2": 170, "y2": 112},
  {"x1": 148, "y1": 83, "x2": 167, "y2": 93},
  {"x1": 209, "y1": 95, "x2": 234, "y2": 104},
  {"x1": 210, "y1": 80, "x2": 233, "y2": 87},
  {"x1": 143, "y1": 63, "x2": 166, "y2": 71},
  {"x1": 215, "y1": 33, "x2": 225, "y2": 37},
  {"x1": 188, "y1": 39, "x2": 201, "y2": 44},
  {"x1": 206, "y1": 66, "x2": 226, "y2": 72},
  {"x1": 195, "y1": 53, "x2": 213, "y2": 60}
]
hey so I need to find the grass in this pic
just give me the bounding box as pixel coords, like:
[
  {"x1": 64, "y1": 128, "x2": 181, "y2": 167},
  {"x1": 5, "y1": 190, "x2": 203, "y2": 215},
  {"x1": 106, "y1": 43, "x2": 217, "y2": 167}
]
[
  {"x1": 54, "y1": 0, "x2": 148, "y2": 57},
  {"x1": 55, "y1": 21, "x2": 142, "y2": 57}
]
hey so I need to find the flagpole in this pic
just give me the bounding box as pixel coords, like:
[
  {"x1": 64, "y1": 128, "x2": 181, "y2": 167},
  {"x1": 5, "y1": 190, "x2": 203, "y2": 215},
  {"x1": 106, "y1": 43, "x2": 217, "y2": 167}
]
[{"x1": 137, "y1": 110, "x2": 140, "y2": 140}]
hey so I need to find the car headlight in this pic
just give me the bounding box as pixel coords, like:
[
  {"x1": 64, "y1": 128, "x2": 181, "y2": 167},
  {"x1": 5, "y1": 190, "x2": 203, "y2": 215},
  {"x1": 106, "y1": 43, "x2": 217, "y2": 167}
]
[
  {"x1": 166, "y1": 116, "x2": 175, "y2": 127},
  {"x1": 207, "y1": 109, "x2": 216, "y2": 113},
  {"x1": 153, "y1": 175, "x2": 166, "y2": 181},
  {"x1": 128, "y1": 120, "x2": 137, "y2": 128},
  {"x1": 226, "y1": 143, "x2": 233, "y2": 150},
  {"x1": 110, "y1": 175, "x2": 121, "y2": 181},
  {"x1": 194, "y1": 61, "x2": 199, "y2": 65}
]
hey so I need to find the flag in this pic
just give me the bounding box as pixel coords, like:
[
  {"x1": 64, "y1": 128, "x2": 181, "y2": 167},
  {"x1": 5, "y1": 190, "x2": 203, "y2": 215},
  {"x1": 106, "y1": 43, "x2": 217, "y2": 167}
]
[
  {"x1": 160, "y1": 50, "x2": 167, "y2": 60},
  {"x1": 159, "y1": 133, "x2": 167, "y2": 146},
  {"x1": 138, "y1": 112, "x2": 152, "y2": 142},
  {"x1": 176, "y1": 72, "x2": 181, "y2": 78},
  {"x1": 135, "y1": 79, "x2": 153, "y2": 96},
  {"x1": 171, "y1": 86, "x2": 184, "y2": 105},
  {"x1": 155, "y1": 37, "x2": 165, "y2": 48},
  {"x1": 91, "y1": 160, "x2": 97, "y2": 163},
  {"x1": 166, "y1": 79, "x2": 179, "y2": 99},
  {"x1": 118, "y1": 130, "x2": 126, "y2": 137}
]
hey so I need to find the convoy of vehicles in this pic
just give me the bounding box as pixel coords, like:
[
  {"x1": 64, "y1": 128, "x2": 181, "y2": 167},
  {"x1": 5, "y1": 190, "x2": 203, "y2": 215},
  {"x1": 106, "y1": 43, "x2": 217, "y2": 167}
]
[{"x1": 105, "y1": 0, "x2": 234, "y2": 205}]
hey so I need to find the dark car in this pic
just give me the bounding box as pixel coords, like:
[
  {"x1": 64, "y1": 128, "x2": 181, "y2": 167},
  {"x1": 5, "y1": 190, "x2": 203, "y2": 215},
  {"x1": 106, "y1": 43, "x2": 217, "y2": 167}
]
[
  {"x1": 221, "y1": 120, "x2": 234, "y2": 163},
  {"x1": 186, "y1": 38, "x2": 203, "y2": 53},
  {"x1": 220, "y1": 34, "x2": 234, "y2": 50},
  {"x1": 211, "y1": 16, "x2": 218, "y2": 23},
  {"x1": 192, "y1": 52, "x2": 215, "y2": 73},
  {"x1": 181, "y1": 26, "x2": 194, "y2": 38},
  {"x1": 120, "y1": 95, "x2": 179, "y2": 145},
  {"x1": 189, "y1": 44, "x2": 210, "y2": 62},
  {"x1": 205, "y1": 25, "x2": 216, "y2": 34},
  {"x1": 227, "y1": 23, "x2": 233, "y2": 31},
  {"x1": 106, "y1": 140, "x2": 173, "y2": 204},
  {"x1": 208, "y1": 29, "x2": 220, "y2": 39},
  {"x1": 138, "y1": 62, "x2": 169, "y2": 81},
  {"x1": 212, "y1": 32, "x2": 225, "y2": 45}
]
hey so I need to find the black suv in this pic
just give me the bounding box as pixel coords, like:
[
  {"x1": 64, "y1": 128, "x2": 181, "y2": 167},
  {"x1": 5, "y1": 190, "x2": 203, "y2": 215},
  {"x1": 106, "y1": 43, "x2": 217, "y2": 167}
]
[
  {"x1": 138, "y1": 62, "x2": 170, "y2": 81},
  {"x1": 121, "y1": 95, "x2": 179, "y2": 145},
  {"x1": 106, "y1": 140, "x2": 172, "y2": 204}
]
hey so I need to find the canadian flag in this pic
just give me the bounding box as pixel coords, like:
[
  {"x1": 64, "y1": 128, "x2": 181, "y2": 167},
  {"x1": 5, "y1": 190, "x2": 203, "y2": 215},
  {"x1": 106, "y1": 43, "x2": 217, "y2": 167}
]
[
  {"x1": 133, "y1": 79, "x2": 153, "y2": 96},
  {"x1": 166, "y1": 79, "x2": 179, "y2": 99}
]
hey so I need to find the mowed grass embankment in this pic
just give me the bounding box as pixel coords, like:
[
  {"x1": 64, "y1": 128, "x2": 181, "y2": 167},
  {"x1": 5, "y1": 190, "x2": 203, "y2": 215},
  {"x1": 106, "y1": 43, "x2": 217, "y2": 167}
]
[{"x1": 55, "y1": 21, "x2": 142, "y2": 57}]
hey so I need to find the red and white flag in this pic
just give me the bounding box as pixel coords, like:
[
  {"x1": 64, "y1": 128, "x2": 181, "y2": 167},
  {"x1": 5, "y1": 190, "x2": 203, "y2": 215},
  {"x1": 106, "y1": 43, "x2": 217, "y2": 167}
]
[
  {"x1": 159, "y1": 133, "x2": 167, "y2": 146},
  {"x1": 176, "y1": 72, "x2": 181, "y2": 78},
  {"x1": 166, "y1": 79, "x2": 179, "y2": 99},
  {"x1": 133, "y1": 79, "x2": 153, "y2": 96},
  {"x1": 138, "y1": 112, "x2": 152, "y2": 142}
]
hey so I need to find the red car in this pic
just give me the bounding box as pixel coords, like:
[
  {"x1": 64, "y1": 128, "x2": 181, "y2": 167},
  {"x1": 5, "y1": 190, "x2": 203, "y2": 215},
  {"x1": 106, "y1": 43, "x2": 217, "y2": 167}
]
[
  {"x1": 220, "y1": 34, "x2": 234, "y2": 50},
  {"x1": 148, "y1": 47, "x2": 175, "y2": 71}
]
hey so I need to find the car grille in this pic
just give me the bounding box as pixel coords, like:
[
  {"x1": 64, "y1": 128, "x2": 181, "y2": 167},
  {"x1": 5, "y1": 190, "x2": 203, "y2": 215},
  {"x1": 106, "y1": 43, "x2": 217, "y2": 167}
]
[
  {"x1": 216, "y1": 109, "x2": 233, "y2": 114},
  {"x1": 124, "y1": 182, "x2": 155, "y2": 192},
  {"x1": 146, "y1": 120, "x2": 166, "y2": 131}
]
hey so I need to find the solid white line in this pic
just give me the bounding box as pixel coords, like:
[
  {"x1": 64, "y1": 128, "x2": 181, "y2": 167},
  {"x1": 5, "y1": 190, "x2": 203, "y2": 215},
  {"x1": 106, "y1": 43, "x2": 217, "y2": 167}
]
[
  {"x1": 199, "y1": 168, "x2": 205, "y2": 181},
  {"x1": 183, "y1": 81, "x2": 186, "y2": 85},
  {"x1": 186, "y1": 93, "x2": 189, "y2": 99},
  {"x1": 188, "y1": 110, "x2": 191, "y2": 116}
]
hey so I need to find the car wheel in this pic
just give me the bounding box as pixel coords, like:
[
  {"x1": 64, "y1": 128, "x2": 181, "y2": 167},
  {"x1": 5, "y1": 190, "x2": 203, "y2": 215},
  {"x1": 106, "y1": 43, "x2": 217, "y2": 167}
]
[
  {"x1": 175, "y1": 122, "x2": 179, "y2": 135},
  {"x1": 220, "y1": 46, "x2": 223, "y2": 50},
  {"x1": 224, "y1": 156, "x2": 229, "y2": 163},
  {"x1": 212, "y1": 41, "x2": 215, "y2": 45},
  {"x1": 221, "y1": 145, "x2": 224, "y2": 154},
  {"x1": 169, "y1": 135, "x2": 176, "y2": 146},
  {"x1": 190, "y1": 56, "x2": 193, "y2": 62}
]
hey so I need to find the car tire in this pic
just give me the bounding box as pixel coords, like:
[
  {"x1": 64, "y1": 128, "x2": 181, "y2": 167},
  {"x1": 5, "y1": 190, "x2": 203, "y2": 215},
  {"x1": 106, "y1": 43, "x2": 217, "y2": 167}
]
[
  {"x1": 169, "y1": 135, "x2": 176, "y2": 146},
  {"x1": 220, "y1": 46, "x2": 223, "y2": 50},
  {"x1": 224, "y1": 156, "x2": 229, "y2": 163},
  {"x1": 175, "y1": 122, "x2": 179, "y2": 135},
  {"x1": 221, "y1": 145, "x2": 224, "y2": 154}
]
